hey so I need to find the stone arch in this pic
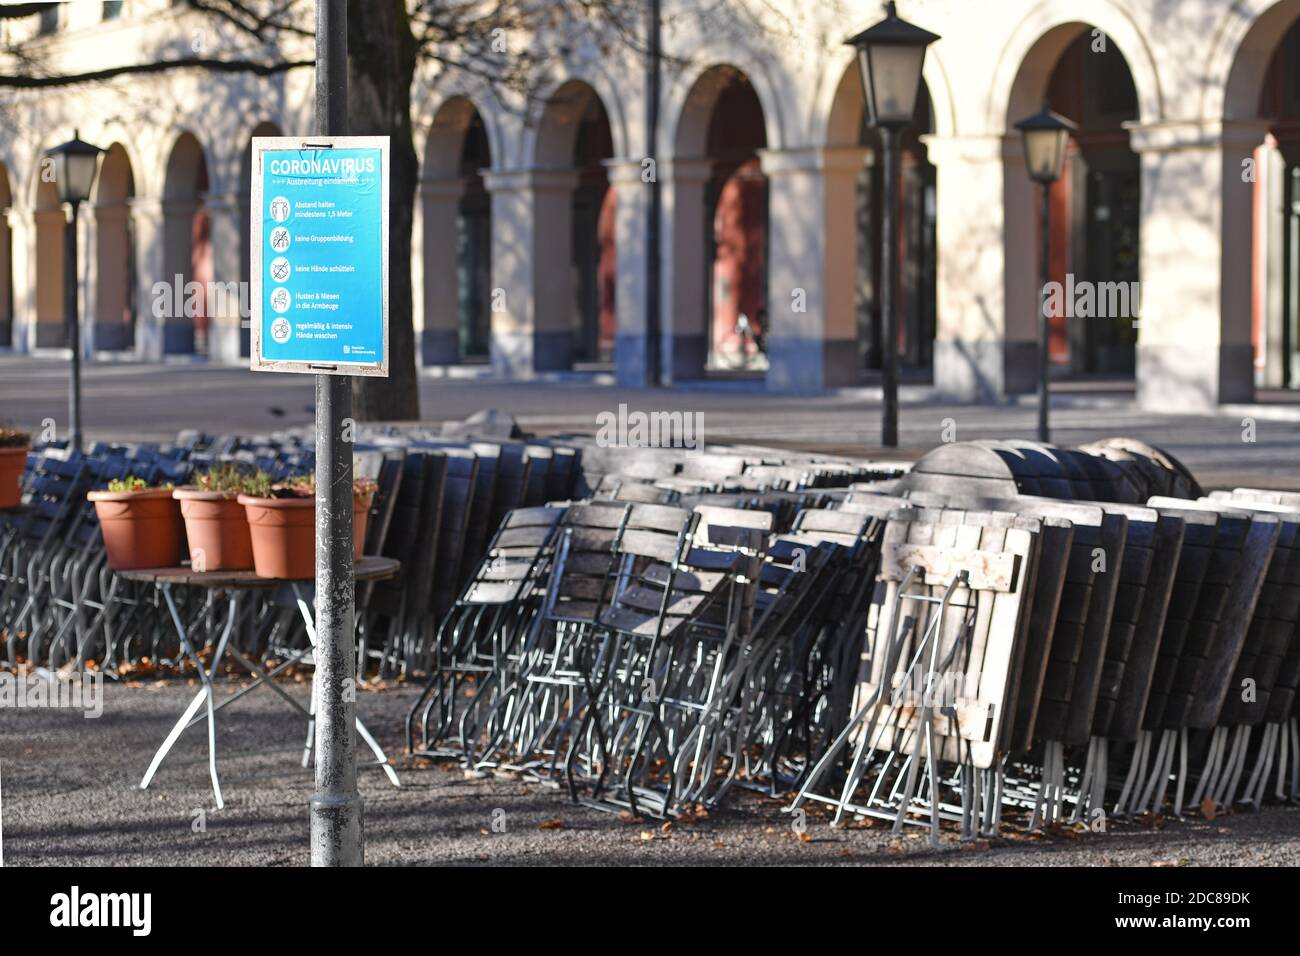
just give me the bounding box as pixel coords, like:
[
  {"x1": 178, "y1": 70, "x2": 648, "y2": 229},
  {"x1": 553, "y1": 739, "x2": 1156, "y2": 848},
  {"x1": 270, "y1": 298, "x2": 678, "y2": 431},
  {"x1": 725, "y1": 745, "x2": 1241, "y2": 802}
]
[
  {"x1": 988, "y1": 2, "x2": 1162, "y2": 132},
  {"x1": 521, "y1": 64, "x2": 630, "y2": 167},
  {"x1": 815, "y1": 44, "x2": 956, "y2": 147},
  {"x1": 665, "y1": 48, "x2": 785, "y2": 158},
  {"x1": 1207, "y1": 0, "x2": 1300, "y2": 122}
]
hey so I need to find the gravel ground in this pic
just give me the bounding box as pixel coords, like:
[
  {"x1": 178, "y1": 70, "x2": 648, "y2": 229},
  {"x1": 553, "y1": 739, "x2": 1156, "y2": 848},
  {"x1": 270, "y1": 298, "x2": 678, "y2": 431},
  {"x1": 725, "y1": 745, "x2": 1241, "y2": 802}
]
[{"x1": 2, "y1": 681, "x2": 1296, "y2": 866}]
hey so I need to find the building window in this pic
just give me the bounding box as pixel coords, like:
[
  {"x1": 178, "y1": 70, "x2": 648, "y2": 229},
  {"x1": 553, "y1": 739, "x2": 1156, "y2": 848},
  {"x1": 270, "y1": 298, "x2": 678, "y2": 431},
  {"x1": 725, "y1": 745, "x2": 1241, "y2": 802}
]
[
  {"x1": 37, "y1": 5, "x2": 60, "y2": 35},
  {"x1": 103, "y1": 1, "x2": 124, "y2": 20}
]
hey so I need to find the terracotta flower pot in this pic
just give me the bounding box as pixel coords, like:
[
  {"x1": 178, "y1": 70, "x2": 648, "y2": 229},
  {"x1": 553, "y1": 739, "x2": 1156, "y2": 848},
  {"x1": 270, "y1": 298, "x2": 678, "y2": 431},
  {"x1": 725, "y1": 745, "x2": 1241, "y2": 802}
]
[
  {"x1": 239, "y1": 490, "x2": 374, "y2": 580},
  {"x1": 239, "y1": 494, "x2": 314, "y2": 579},
  {"x1": 0, "y1": 444, "x2": 28, "y2": 509},
  {"x1": 173, "y1": 487, "x2": 254, "y2": 571},
  {"x1": 88, "y1": 487, "x2": 185, "y2": 571},
  {"x1": 354, "y1": 489, "x2": 373, "y2": 560}
]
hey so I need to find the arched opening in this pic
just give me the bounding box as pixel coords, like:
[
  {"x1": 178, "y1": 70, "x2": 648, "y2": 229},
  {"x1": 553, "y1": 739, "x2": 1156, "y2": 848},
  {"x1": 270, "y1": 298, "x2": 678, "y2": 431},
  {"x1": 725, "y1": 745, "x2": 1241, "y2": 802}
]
[
  {"x1": 0, "y1": 163, "x2": 12, "y2": 348},
  {"x1": 421, "y1": 97, "x2": 494, "y2": 364},
  {"x1": 534, "y1": 81, "x2": 615, "y2": 366},
  {"x1": 1044, "y1": 32, "x2": 1140, "y2": 377},
  {"x1": 854, "y1": 85, "x2": 937, "y2": 376},
  {"x1": 1251, "y1": 10, "x2": 1300, "y2": 388},
  {"x1": 240, "y1": 121, "x2": 281, "y2": 358},
  {"x1": 92, "y1": 143, "x2": 136, "y2": 352},
  {"x1": 705, "y1": 73, "x2": 766, "y2": 372},
  {"x1": 458, "y1": 110, "x2": 493, "y2": 359},
  {"x1": 162, "y1": 132, "x2": 211, "y2": 355},
  {"x1": 33, "y1": 172, "x2": 66, "y2": 349},
  {"x1": 672, "y1": 65, "x2": 769, "y2": 379}
]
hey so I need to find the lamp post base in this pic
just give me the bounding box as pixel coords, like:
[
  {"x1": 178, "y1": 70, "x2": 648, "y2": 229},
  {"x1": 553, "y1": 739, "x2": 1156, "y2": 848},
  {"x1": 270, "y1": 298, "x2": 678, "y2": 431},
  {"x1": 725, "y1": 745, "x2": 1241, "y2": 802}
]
[{"x1": 310, "y1": 791, "x2": 363, "y2": 867}]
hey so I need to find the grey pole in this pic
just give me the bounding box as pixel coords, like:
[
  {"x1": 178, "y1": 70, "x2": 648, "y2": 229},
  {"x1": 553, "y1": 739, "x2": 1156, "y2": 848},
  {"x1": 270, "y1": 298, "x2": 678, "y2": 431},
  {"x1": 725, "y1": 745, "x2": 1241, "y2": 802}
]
[
  {"x1": 1038, "y1": 181, "x2": 1051, "y2": 444},
  {"x1": 309, "y1": 0, "x2": 361, "y2": 868},
  {"x1": 879, "y1": 126, "x2": 899, "y2": 449},
  {"x1": 645, "y1": 0, "x2": 662, "y2": 387},
  {"x1": 65, "y1": 201, "x2": 82, "y2": 454}
]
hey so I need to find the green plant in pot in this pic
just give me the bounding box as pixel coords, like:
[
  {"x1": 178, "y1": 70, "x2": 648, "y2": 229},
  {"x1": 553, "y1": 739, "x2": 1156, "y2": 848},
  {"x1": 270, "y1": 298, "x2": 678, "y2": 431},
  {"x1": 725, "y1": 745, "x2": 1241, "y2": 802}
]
[
  {"x1": 87, "y1": 475, "x2": 184, "y2": 571},
  {"x1": 0, "y1": 425, "x2": 31, "y2": 510},
  {"x1": 238, "y1": 468, "x2": 377, "y2": 580},
  {"x1": 173, "y1": 463, "x2": 259, "y2": 571}
]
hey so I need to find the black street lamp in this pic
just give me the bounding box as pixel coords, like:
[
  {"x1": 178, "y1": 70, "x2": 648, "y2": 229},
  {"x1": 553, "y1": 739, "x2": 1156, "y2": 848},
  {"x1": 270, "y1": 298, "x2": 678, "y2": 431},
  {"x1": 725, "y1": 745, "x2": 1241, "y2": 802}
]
[
  {"x1": 1014, "y1": 104, "x2": 1075, "y2": 444},
  {"x1": 45, "y1": 130, "x2": 104, "y2": 454},
  {"x1": 847, "y1": 1, "x2": 939, "y2": 449}
]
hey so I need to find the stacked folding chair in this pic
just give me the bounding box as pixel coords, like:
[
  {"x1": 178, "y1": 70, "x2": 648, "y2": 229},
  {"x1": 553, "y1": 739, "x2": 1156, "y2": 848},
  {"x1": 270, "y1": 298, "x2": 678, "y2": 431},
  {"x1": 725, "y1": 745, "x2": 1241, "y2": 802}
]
[
  {"x1": 792, "y1": 505, "x2": 1041, "y2": 842},
  {"x1": 407, "y1": 505, "x2": 564, "y2": 762}
]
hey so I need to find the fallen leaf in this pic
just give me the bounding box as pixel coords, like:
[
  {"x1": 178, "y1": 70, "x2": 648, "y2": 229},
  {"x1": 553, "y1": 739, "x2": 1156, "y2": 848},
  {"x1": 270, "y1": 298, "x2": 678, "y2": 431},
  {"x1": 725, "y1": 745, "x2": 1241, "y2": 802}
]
[
  {"x1": 640, "y1": 830, "x2": 656, "y2": 841},
  {"x1": 537, "y1": 819, "x2": 563, "y2": 831},
  {"x1": 678, "y1": 804, "x2": 710, "y2": 824},
  {"x1": 1200, "y1": 797, "x2": 1217, "y2": 820},
  {"x1": 797, "y1": 830, "x2": 812, "y2": 843}
]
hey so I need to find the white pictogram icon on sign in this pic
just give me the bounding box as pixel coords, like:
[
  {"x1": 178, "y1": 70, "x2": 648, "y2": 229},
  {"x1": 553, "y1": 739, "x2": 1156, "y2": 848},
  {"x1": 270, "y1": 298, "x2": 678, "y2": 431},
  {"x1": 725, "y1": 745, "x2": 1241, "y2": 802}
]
[
  {"x1": 271, "y1": 317, "x2": 292, "y2": 344},
  {"x1": 269, "y1": 256, "x2": 291, "y2": 283},
  {"x1": 270, "y1": 287, "x2": 291, "y2": 313},
  {"x1": 269, "y1": 196, "x2": 291, "y2": 222},
  {"x1": 269, "y1": 227, "x2": 291, "y2": 252}
]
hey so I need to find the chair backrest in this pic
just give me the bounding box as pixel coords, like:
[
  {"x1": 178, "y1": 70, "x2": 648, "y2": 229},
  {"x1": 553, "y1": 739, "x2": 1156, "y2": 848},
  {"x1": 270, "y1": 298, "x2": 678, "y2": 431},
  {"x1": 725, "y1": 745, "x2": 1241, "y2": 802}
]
[
  {"x1": 1146, "y1": 497, "x2": 1281, "y2": 731},
  {"x1": 544, "y1": 501, "x2": 632, "y2": 624},
  {"x1": 461, "y1": 506, "x2": 565, "y2": 606},
  {"x1": 431, "y1": 449, "x2": 480, "y2": 617}
]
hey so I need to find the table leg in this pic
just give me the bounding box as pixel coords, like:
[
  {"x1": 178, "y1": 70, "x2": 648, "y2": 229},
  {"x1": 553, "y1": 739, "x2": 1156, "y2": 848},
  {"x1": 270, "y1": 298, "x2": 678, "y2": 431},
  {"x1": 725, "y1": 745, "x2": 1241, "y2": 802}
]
[
  {"x1": 139, "y1": 688, "x2": 208, "y2": 792},
  {"x1": 355, "y1": 716, "x2": 401, "y2": 787},
  {"x1": 292, "y1": 584, "x2": 399, "y2": 787},
  {"x1": 293, "y1": 588, "x2": 319, "y2": 768},
  {"x1": 303, "y1": 677, "x2": 318, "y2": 769},
  {"x1": 141, "y1": 588, "x2": 237, "y2": 809}
]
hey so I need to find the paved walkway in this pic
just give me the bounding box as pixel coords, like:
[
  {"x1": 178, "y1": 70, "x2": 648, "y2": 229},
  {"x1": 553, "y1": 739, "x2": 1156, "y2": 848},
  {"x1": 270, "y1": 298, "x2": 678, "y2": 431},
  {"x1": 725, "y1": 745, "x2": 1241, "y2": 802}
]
[{"x1": 2, "y1": 356, "x2": 1298, "y2": 489}]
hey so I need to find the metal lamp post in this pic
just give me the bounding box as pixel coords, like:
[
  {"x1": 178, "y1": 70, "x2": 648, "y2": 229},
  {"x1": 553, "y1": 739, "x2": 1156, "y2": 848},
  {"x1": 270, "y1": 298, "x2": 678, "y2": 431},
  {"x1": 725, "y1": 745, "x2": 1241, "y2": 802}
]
[
  {"x1": 45, "y1": 131, "x2": 104, "y2": 454},
  {"x1": 1014, "y1": 105, "x2": 1076, "y2": 443},
  {"x1": 847, "y1": 1, "x2": 939, "y2": 449}
]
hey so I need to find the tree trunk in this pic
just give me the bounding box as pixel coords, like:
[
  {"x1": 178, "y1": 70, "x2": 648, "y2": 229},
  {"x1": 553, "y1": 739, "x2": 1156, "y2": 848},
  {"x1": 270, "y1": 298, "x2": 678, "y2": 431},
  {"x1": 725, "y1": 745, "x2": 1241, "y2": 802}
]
[{"x1": 346, "y1": 0, "x2": 420, "y2": 421}]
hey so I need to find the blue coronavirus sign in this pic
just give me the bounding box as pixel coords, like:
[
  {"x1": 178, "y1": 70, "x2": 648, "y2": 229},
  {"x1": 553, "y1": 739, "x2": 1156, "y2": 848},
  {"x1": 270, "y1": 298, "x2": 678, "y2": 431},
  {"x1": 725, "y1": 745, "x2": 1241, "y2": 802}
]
[{"x1": 250, "y1": 136, "x2": 390, "y2": 376}]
